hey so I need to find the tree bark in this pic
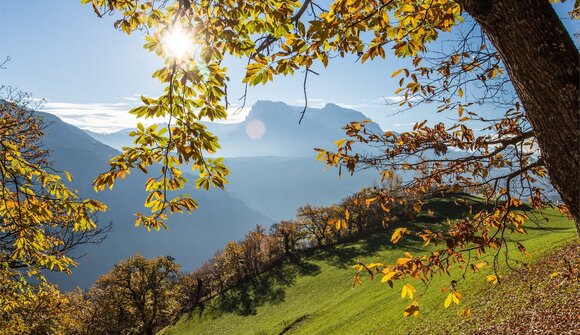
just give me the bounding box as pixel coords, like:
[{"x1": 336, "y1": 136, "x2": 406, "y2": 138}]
[{"x1": 460, "y1": 0, "x2": 580, "y2": 231}]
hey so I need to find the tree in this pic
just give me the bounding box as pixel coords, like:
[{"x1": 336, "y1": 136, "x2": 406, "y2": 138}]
[
  {"x1": 272, "y1": 220, "x2": 301, "y2": 255},
  {"x1": 85, "y1": 0, "x2": 578, "y2": 314},
  {"x1": 296, "y1": 205, "x2": 334, "y2": 247},
  {"x1": 0, "y1": 86, "x2": 108, "y2": 326},
  {"x1": 0, "y1": 271, "x2": 83, "y2": 335},
  {"x1": 86, "y1": 254, "x2": 180, "y2": 335}
]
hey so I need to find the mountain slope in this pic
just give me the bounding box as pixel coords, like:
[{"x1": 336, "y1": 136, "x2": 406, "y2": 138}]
[
  {"x1": 160, "y1": 200, "x2": 576, "y2": 335},
  {"x1": 224, "y1": 156, "x2": 378, "y2": 220},
  {"x1": 38, "y1": 112, "x2": 273, "y2": 290},
  {"x1": 85, "y1": 100, "x2": 384, "y2": 157}
]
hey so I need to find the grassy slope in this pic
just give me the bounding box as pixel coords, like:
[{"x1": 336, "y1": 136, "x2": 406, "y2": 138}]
[{"x1": 161, "y1": 197, "x2": 577, "y2": 335}]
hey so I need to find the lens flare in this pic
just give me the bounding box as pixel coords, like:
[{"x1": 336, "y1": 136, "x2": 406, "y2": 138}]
[
  {"x1": 163, "y1": 26, "x2": 195, "y2": 60},
  {"x1": 245, "y1": 120, "x2": 266, "y2": 140}
]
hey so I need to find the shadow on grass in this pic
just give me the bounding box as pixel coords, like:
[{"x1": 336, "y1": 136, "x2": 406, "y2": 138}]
[
  {"x1": 308, "y1": 233, "x2": 426, "y2": 269},
  {"x1": 309, "y1": 193, "x2": 529, "y2": 269},
  {"x1": 206, "y1": 255, "x2": 321, "y2": 317}
]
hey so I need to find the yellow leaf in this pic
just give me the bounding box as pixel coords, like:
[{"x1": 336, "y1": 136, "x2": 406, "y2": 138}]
[
  {"x1": 403, "y1": 301, "x2": 420, "y2": 317},
  {"x1": 365, "y1": 197, "x2": 378, "y2": 207},
  {"x1": 366, "y1": 263, "x2": 383, "y2": 269},
  {"x1": 486, "y1": 274, "x2": 500, "y2": 285},
  {"x1": 444, "y1": 293, "x2": 454, "y2": 308},
  {"x1": 401, "y1": 283, "x2": 416, "y2": 300},
  {"x1": 458, "y1": 87, "x2": 464, "y2": 98},
  {"x1": 391, "y1": 68, "x2": 403, "y2": 77},
  {"x1": 334, "y1": 138, "x2": 347, "y2": 147},
  {"x1": 381, "y1": 271, "x2": 397, "y2": 283},
  {"x1": 391, "y1": 227, "x2": 409, "y2": 244},
  {"x1": 396, "y1": 257, "x2": 411, "y2": 266},
  {"x1": 452, "y1": 292, "x2": 460, "y2": 305}
]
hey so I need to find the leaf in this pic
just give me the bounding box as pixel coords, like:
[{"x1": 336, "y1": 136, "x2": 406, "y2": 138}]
[
  {"x1": 516, "y1": 242, "x2": 530, "y2": 256},
  {"x1": 403, "y1": 301, "x2": 420, "y2": 317},
  {"x1": 334, "y1": 138, "x2": 347, "y2": 147},
  {"x1": 391, "y1": 227, "x2": 409, "y2": 244},
  {"x1": 444, "y1": 293, "x2": 454, "y2": 308},
  {"x1": 401, "y1": 283, "x2": 416, "y2": 300},
  {"x1": 457, "y1": 308, "x2": 471, "y2": 317},
  {"x1": 458, "y1": 87, "x2": 464, "y2": 98},
  {"x1": 365, "y1": 197, "x2": 378, "y2": 207},
  {"x1": 391, "y1": 68, "x2": 404, "y2": 77},
  {"x1": 453, "y1": 291, "x2": 461, "y2": 304},
  {"x1": 381, "y1": 271, "x2": 397, "y2": 283},
  {"x1": 413, "y1": 203, "x2": 422, "y2": 212},
  {"x1": 486, "y1": 274, "x2": 500, "y2": 285}
]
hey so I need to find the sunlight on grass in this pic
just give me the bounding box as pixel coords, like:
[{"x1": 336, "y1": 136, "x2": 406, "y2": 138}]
[{"x1": 161, "y1": 203, "x2": 576, "y2": 335}]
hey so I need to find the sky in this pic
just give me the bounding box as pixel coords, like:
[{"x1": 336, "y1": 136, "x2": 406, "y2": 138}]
[{"x1": 0, "y1": 1, "x2": 577, "y2": 133}]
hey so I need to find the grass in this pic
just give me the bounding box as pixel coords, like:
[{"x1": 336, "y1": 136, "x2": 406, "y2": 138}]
[{"x1": 161, "y1": 197, "x2": 577, "y2": 335}]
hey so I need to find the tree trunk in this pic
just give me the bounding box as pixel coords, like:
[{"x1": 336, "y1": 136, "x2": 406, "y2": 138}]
[{"x1": 460, "y1": 0, "x2": 580, "y2": 231}]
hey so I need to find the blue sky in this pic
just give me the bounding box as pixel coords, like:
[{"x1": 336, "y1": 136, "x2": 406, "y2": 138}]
[{"x1": 0, "y1": 1, "x2": 576, "y2": 132}]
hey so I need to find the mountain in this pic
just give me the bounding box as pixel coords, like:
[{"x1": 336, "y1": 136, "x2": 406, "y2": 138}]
[
  {"x1": 84, "y1": 128, "x2": 134, "y2": 151},
  {"x1": 224, "y1": 157, "x2": 378, "y2": 220},
  {"x1": 208, "y1": 101, "x2": 383, "y2": 157},
  {"x1": 87, "y1": 101, "x2": 384, "y2": 157},
  {"x1": 39, "y1": 101, "x2": 385, "y2": 289},
  {"x1": 82, "y1": 101, "x2": 386, "y2": 221},
  {"x1": 38, "y1": 112, "x2": 273, "y2": 290}
]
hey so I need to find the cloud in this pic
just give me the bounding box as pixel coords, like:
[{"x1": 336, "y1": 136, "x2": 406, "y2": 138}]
[
  {"x1": 379, "y1": 96, "x2": 421, "y2": 104},
  {"x1": 122, "y1": 95, "x2": 141, "y2": 102},
  {"x1": 335, "y1": 102, "x2": 374, "y2": 110},
  {"x1": 42, "y1": 100, "x2": 251, "y2": 133},
  {"x1": 390, "y1": 122, "x2": 415, "y2": 127},
  {"x1": 42, "y1": 101, "x2": 139, "y2": 133}
]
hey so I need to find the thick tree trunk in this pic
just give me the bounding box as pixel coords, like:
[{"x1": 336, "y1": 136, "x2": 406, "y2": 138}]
[{"x1": 460, "y1": 0, "x2": 580, "y2": 231}]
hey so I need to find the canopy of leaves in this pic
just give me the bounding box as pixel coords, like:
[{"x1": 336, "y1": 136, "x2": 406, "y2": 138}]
[
  {"x1": 0, "y1": 87, "x2": 107, "y2": 325},
  {"x1": 84, "y1": 0, "x2": 578, "y2": 314}
]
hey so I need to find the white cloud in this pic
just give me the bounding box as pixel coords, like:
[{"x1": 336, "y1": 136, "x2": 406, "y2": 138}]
[
  {"x1": 42, "y1": 101, "x2": 139, "y2": 133},
  {"x1": 380, "y1": 96, "x2": 421, "y2": 104},
  {"x1": 335, "y1": 102, "x2": 373, "y2": 110},
  {"x1": 42, "y1": 100, "x2": 251, "y2": 133},
  {"x1": 391, "y1": 122, "x2": 415, "y2": 127},
  {"x1": 122, "y1": 95, "x2": 141, "y2": 102}
]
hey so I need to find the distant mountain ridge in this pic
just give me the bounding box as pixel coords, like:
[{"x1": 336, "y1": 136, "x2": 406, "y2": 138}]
[{"x1": 86, "y1": 100, "x2": 384, "y2": 157}]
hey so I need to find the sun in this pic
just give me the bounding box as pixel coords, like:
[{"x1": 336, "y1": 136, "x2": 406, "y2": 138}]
[{"x1": 162, "y1": 25, "x2": 195, "y2": 60}]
